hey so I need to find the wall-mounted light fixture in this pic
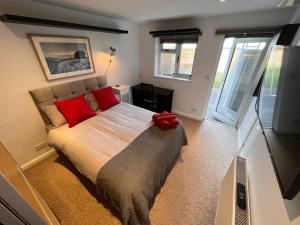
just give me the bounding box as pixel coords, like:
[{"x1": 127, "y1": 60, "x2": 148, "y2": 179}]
[
  {"x1": 110, "y1": 46, "x2": 116, "y2": 56},
  {"x1": 105, "y1": 46, "x2": 117, "y2": 75}
]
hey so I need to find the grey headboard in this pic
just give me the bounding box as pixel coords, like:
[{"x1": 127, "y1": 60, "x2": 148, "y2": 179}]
[{"x1": 30, "y1": 76, "x2": 107, "y2": 130}]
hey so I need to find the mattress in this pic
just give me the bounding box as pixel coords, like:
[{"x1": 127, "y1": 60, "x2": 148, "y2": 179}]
[{"x1": 47, "y1": 102, "x2": 154, "y2": 184}]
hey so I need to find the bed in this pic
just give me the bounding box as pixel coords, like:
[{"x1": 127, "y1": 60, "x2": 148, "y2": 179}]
[{"x1": 30, "y1": 76, "x2": 187, "y2": 225}]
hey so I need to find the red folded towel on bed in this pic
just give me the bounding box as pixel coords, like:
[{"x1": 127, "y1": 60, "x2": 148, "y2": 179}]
[
  {"x1": 168, "y1": 118, "x2": 179, "y2": 127},
  {"x1": 156, "y1": 119, "x2": 172, "y2": 130},
  {"x1": 152, "y1": 111, "x2": 178, "y2": 130},
  {"x1": 152, "y1": 114, "x2": 176, "y2": 122}
]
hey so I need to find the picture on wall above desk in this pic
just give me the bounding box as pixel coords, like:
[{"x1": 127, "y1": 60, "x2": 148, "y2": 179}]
[{"x1": 30, "y1": 35, "x2": 95, "y2": 80}]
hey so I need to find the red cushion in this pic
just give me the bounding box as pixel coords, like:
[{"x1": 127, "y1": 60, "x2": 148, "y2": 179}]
[
  {"x1": 91, "y1": 86, "x2": 120, "y2": 111},
  {"x1": 55, "y1": 95, "x2": 97, "y2": 128}
]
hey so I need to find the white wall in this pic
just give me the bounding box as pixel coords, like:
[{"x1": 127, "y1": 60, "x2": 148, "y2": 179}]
[
  {"x1": 0, "y1": 0, "x2": 140, "y2": 165},
  {"x1": 138, "y1": 8, "x2": 295, "y2": 120}
]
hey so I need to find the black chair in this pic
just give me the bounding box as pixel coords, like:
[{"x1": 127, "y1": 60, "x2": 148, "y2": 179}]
[{"x1": 140, "y1": 83, "x2": 157, "y2": 112}]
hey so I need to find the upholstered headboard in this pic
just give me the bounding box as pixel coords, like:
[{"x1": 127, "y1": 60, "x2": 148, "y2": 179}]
[{"x1": 30, "y1": 76, "x2": 107, "y2": 130}]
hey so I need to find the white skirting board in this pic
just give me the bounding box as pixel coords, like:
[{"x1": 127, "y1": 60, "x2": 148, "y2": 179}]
[
  {"x1": 21, "y1": 148, "x2": 56, "y2": 171},
  {"x1": 172, "y1": 110, "x2": 203, "y2": 121}
]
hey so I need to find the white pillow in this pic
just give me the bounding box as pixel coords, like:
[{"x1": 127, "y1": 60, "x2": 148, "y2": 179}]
[{"x1": 41, "y1": 104, "x2": 66, "y2": 128}]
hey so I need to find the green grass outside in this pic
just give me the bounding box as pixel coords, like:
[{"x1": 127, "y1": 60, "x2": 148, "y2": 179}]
[
  {"x1": 212, "y1": 67, "x2": 280, "y2": 90},
  {"x1": 264, "y1": 67, "x2": 280, "y2": 89},
  {"x1": 213, "y1": 72, "x2": 223, "y2": 89}
]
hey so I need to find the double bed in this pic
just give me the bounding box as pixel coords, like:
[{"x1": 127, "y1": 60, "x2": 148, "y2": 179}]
[{"x1": 30, "y1": 76, "x2": 187, "y2": 225}]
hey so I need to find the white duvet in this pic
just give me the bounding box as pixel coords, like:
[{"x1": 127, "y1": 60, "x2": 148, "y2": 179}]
[{"x1": 48, "y1": 103, "x2": 154, "y2": 184}]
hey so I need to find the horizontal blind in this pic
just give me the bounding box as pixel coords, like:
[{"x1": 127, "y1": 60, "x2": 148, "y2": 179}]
[
  {"x1": 150, "y1": 28, "x2": 201, "y2": 43},
  {"x1": 159, "y1": 34, "x2": 199, "y2": 43},
  {"x1": 215, "y1": 26, "x2": 282, "y2": 38}
]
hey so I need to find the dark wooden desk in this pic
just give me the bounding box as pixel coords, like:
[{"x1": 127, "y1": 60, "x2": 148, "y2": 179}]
[{"x1": 131, "y1": 84, "x2": 174, "y2": 112}]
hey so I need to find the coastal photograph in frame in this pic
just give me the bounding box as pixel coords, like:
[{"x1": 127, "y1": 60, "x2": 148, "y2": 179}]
[{"x1": 30, "y1": 35, "x2": 95, "y2": 80}]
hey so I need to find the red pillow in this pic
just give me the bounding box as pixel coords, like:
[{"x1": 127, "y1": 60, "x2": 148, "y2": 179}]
[
  {"x1": 91, "y1": 86, "x2": 120, "y2": 111},
  {"x1": 55, "y1": 95, "x2": 97, "y2": 128}
]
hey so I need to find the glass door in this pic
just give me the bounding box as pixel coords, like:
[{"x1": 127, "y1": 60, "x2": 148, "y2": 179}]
[
  {"x1": 213, "y1": 37, "x2": 272, "y2": 126},
  {"x1": 259, "y1": 46, "x2": 284, "y2": 128}
]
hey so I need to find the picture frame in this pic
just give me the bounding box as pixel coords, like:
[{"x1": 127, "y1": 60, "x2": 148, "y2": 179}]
[{"x1": 29, "y1": 35, "x2": 95, "y2": 80}]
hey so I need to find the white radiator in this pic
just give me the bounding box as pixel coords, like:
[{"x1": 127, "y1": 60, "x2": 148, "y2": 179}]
[{"x1": 215, "y1": 156, "x2": 251, "y2": 225}]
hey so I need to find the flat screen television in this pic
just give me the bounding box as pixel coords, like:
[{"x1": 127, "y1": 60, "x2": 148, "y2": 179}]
[{"x1": 257, "y1": 45, "x2": 300, "y2": 200}]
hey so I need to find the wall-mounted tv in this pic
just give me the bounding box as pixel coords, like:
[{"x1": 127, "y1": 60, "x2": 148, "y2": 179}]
[{"x1": 257, "y1": 45, "x2": 300, "y2": 200}]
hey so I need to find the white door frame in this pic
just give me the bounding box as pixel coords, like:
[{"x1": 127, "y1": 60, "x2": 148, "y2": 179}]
[
  {"x1": 213, "y1": 37, "x2": 272, "y2": 127},
  {"x1": 0, "y1": 173, "x2": 48, "y2": 225},
  {"x1": 212, "y1": 37, "x2": 239, "y2": 124}
]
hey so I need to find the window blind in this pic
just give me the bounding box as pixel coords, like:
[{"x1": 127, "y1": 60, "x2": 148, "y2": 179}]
[
  {"x1": 150, "y1": 28, "x2": 202, "y2": 43},
  {"x1": 215, "y1": 26, "x2": 282, "y2": 38}
]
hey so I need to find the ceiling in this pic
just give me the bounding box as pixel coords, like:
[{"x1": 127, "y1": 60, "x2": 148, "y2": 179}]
[{"x1": 34, "y1": 0, "x2": 284, "y2": 22}]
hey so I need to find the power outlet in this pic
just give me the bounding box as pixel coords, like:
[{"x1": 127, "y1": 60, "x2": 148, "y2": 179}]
[
  {"x1": 190, "y1": 107, "x2": 197, "y2": 112},
  {"x1": 34, "y1": 142, "x2": 48, "y2": 151}
]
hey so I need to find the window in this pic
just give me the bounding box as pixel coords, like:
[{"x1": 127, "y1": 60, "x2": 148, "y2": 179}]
[{"x1": 156, "y1": 41, "x2": 197, "y2": 81}]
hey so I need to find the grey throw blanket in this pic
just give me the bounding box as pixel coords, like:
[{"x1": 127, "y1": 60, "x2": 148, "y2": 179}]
[{"x1": 96, "y1": 122, "x2": 187, "y2": 225}]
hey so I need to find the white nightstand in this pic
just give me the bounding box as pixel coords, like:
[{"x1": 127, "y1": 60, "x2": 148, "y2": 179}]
[{"x1": 112, "y1": 84, "x2": 131, "y2": 103}]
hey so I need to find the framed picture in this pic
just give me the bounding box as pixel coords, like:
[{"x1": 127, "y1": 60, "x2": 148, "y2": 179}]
[{"x1": 30, "y1": 35, "x2": 95, "y2": 80}]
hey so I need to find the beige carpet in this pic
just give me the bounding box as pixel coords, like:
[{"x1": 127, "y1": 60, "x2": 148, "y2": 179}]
[{"x1": 25, "y1": 118, "x2": 238, "y2": 225}]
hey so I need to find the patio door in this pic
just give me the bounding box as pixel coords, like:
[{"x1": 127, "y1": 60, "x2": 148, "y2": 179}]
[{"x1": 213, "y1": 37, "x2": 272, "y2": 126}]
